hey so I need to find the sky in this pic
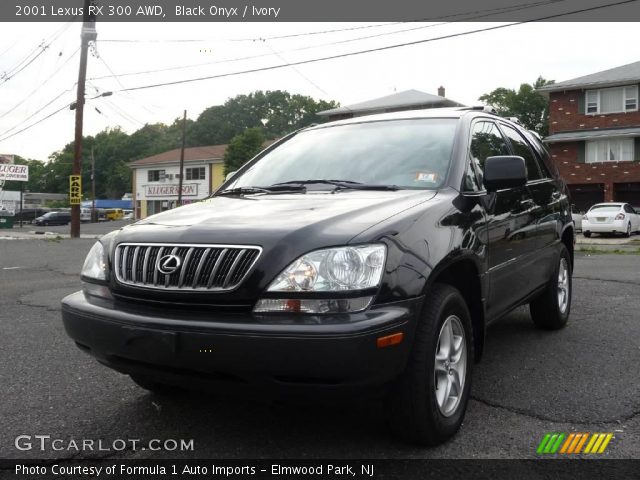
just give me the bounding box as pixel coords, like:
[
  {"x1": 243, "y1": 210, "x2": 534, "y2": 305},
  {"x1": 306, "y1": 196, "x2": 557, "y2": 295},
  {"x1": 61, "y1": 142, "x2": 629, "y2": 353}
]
[{"x1": 0, "y1": 20, "x2": 639, "y2": 161}]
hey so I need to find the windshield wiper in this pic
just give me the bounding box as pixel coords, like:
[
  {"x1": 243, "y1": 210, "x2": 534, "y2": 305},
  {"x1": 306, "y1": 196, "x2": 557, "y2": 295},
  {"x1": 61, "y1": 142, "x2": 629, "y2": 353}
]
[
  {"x1": 270, "y1": 179, "x2": 400, "y2": 191},
  {"x1": 215, "y1": 185, "x2": 306, "y2": 196}
]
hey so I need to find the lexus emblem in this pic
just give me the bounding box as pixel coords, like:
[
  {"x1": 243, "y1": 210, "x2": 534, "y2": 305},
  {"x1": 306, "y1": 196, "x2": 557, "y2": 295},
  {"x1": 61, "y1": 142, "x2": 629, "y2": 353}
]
[{"x1": 157, "y1": 254, "x2": 182, "y2": 275}]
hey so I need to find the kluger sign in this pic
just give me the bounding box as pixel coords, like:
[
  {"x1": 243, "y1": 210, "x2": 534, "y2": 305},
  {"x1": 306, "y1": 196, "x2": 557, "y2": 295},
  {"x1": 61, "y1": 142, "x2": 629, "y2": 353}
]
[
  {"x1": 0, "y1": 163, "x2": 29, "y2": 181},
  {"x1": 145, "y1": 184, "x2": 198, "y2": 197}
]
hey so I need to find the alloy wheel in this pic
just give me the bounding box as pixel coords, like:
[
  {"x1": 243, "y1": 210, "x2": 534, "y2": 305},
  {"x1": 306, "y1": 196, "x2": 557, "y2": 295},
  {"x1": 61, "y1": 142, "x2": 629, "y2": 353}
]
[
  {"x1": 434, "y1": 315, "x2": 467, "y2": 417},
  {"x1": 557, "y1": 257, "x2": 570, "y2": 314}
]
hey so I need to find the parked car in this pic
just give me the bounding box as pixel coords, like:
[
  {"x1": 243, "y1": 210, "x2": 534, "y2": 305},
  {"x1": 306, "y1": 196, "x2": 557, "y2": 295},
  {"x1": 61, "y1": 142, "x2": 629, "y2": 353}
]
[
  {"x1": 571, "y1": 206, "x2": 583, "y2": 232},
  {"x1": 104, "y1": 208, "x2": 124, "y2": 221},
  {"x1": 34, "y1": 211, "x2": 71, "y2": 226},
  {"x1": 582, "y1": 203, "x2": 640, "y2": 238},
  {"x1": 80, "y1": 208, "x2": 93, "y2": 223},
  {"x1": 61, "y1": 108, "x2": 574, "y2": 445},
  {"x1": 123, "y1": 209, "x2": 134, "y2": 220},
  {"x1": 12, "y1": 208, "x2": 50, "y2": 223}
]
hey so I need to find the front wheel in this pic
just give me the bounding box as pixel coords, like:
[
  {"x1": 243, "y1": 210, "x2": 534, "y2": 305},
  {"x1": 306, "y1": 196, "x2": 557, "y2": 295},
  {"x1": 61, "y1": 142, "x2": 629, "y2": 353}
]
[
  {"x1": 386, "y1": 284, "x2": 473, "y2": 445},
  {"x1": 529, "y1": 244, "x2": 571, "y2": 330},
  {"x1": 583, "y1": 231, "x2": 591, "y2": 238}
]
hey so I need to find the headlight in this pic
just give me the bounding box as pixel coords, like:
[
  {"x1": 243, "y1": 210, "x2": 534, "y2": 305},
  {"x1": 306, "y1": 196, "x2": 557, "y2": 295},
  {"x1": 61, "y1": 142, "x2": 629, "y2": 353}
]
[
  {"x1": 81, "y1": 241, "x2": 107, "y2": 282},
  {"x1": 267, "y1": 244, "x2": 386, "y2": 292},
  {"x1": 254, "y1": 244, "x2": 386, "y2": 314}
]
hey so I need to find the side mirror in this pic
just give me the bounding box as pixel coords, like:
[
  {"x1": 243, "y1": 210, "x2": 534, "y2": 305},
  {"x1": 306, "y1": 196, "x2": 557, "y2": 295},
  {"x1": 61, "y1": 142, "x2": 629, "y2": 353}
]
[
  {"x1": 225, "y1": 171, "x2": 237, "y2": 181},
  {"x1": 483, "y1": 156, "x2": 527, "y2": 192}
]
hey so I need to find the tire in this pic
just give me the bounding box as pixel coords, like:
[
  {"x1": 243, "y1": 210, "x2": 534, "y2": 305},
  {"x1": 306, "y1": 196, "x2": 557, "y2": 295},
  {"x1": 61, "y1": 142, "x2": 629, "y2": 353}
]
[
  {"x1": 386, "y1": 283, "x2": 474, "y2": 445},
  {"x1": 624, "y1": 223, "x2": 631, "y2": 238},
  {"x1": 583, "y1": 231, "x2": 591, "y2": 238},
  {"x1": 130, "y1": 375, "x2": 183, "y2": 395},
  {"x1": 529, "y1": 244, "x2": 571, "y2": 330}
]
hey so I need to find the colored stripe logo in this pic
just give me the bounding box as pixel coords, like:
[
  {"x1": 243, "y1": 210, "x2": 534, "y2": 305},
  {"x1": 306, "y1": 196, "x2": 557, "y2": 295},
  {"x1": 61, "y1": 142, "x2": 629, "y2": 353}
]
[{"x1": 537, "y1": 433, "x2": 613, "y2": 454}]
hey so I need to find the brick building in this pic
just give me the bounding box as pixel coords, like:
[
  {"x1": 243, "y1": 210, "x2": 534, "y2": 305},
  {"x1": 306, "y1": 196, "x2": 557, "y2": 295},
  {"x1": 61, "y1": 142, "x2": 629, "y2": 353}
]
[{"x1": 539, "y1": 61, "x2": 640, "y2": 211}]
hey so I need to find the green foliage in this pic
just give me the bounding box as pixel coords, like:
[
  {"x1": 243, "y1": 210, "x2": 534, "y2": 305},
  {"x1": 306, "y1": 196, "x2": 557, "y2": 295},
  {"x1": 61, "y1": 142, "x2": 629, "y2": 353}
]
[
  {"x1": 479, "y1": 77, "x2": 555, "y2": 136},
  {"x1": 190, "y1": 90, "x2": 338, "y2": 146},
  {"x1": 223, "y1": 128, "x2": 265, "y2": 175},
  {"x1": 44, "y1": 199, "x2": 69, "y2": 208},
  {"x1": 5, "y1": 90, "x2": 337, "y2": 198}
]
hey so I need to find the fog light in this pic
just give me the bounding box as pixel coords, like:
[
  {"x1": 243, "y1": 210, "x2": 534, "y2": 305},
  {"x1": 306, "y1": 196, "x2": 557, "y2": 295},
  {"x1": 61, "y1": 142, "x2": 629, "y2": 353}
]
[{"x1": 82, "y1": 282, "x2": 113, "y2": 300}]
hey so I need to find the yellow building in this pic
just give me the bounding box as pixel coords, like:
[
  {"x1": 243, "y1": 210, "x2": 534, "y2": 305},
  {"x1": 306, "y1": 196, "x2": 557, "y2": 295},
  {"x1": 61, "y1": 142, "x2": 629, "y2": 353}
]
[{"x1": 130, "y1": 145, "x2": 227, "y2": 219}]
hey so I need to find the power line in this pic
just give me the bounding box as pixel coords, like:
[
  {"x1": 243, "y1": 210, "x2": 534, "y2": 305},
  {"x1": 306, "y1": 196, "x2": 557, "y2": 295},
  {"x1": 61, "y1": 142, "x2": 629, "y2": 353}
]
[
  {"x1": 0, "y1": 90, "x2": 74, "y2": 139},
  {"x1": 263, "y1": 43, "x2": 329, "y2": 96},
  {"x1": 231, "y1": 0, "x2": 565, "y2": 41},
  {"x1": 87, "y1": 0, "x2": 567, "y2": 82},
  {"x1": 0, "y1": 22, "x2": 73, "y2": 85},
  {"x1": 0, "y1": 102, "x2": 72, "y2": 143},
  {"x1": 0, "y1": 47, "x2": 80, "y2": 119},
  {"x1": 115, "y1": 0, "x2": 638, "y2": 95}
]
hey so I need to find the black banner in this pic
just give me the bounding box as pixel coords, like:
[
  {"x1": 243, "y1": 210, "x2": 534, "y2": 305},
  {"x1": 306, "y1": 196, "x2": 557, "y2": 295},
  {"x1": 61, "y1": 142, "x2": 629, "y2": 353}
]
[
  {"x1": 1, "y1": 459, "x2": 640, "y2": 480},
  {"x1": 4, "y1": 0, "x2": 640, "y2": 22}
]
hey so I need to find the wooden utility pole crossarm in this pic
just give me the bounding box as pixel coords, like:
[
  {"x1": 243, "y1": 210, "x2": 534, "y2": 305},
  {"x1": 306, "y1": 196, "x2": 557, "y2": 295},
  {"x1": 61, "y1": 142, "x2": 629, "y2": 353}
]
[{"x1": 71, "y1": 0, "x2": 97, "y2": 238}]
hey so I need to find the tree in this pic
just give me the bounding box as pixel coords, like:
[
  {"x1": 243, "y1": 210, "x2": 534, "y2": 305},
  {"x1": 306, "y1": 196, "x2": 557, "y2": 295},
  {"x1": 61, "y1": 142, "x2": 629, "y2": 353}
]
[
  {"x1": 223, "y1": 127, "x2": 265, "y2": 175},
  {"x1": 479, "y1": 77, "x2": 555, "y2": 136},
  {"x1": 191, "y1": 90, "x2": 338, "y2": 146},
  {"x1": 5, "y1": 90, "x2": 337, "y2": 198}
]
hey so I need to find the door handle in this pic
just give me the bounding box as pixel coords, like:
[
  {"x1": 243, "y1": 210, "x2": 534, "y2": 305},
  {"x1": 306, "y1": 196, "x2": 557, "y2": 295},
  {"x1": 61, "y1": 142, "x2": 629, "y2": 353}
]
[
  {"x1": 520, "y1": 198, "x2": 535, "y2": 207},
  {"x1": 552, "y1": 191, "x2": 561, "y2": 200}
]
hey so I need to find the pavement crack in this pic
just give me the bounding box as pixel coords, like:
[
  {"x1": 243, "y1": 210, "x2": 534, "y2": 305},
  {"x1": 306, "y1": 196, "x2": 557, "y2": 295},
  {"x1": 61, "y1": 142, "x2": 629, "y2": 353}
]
[{"x1": 470, "y1": 396, "x2": 640, "y2": 425}]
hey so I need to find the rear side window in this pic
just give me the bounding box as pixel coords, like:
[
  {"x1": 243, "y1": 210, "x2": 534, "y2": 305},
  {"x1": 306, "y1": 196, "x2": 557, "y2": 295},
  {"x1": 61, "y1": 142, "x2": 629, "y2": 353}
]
[
  {"x1": 469, "y1": 121, "x2": 510, "y2": 188},
  {"x1": 499, "y1": 124, "x2": 543, "y2": 181}
]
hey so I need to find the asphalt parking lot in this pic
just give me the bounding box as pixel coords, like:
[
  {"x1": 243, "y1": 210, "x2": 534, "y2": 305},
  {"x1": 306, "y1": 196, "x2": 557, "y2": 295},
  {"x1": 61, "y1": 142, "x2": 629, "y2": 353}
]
[{"x1": 0, "y1": 234, "x2": 638, "y2": 460}]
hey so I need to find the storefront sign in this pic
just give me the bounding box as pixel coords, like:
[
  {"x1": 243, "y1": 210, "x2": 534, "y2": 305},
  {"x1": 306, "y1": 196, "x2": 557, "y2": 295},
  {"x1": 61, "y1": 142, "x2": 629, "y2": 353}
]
[
  {"x1": 144, "y1": 184, "x2": 198, "y2": 197},
  {"x1": 0, "y1": 163, "x2": 29, "y2": 181}
]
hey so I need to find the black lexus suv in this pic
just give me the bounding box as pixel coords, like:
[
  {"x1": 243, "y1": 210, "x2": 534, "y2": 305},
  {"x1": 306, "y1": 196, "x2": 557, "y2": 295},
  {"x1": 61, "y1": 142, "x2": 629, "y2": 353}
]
[{"x1": 61, "y1": 108, "x2": 574, "y2": 445}]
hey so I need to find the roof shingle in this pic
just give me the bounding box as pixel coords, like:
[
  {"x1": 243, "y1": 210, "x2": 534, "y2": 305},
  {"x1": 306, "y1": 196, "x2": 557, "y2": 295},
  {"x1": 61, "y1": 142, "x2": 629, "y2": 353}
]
[
  {"x1": 129, "y1": 145, "x2": 227, "y2": 166},
  {"x1": 538, "y1": 61, "x2": 640, "y2": 93}
]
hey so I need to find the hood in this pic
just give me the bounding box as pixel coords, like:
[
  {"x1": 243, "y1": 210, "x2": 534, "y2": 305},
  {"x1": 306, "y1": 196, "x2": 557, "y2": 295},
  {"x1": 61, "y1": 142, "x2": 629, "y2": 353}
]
[{"x1": 116, "y1": 190, "x2": 437, "y2": 248}]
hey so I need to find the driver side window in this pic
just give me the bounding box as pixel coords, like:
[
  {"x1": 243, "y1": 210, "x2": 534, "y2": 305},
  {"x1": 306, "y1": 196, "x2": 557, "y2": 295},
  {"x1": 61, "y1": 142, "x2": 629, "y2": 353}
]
[{"x1": 468, "y1": 121, "x2": 510, "y2": 189}]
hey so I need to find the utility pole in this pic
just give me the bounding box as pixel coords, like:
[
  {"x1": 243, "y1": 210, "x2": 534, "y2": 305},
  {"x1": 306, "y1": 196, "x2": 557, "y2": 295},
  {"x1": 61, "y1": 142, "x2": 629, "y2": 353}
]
[
  {"x1": 71, "y1": 0, "x2": 97, "y2": 238},
  {"x1": 177, "y1": 110, "x2": 187, "y2": 207},
  {"x1": 91, "y1": 147, "x2": 96, "y2": 223}
]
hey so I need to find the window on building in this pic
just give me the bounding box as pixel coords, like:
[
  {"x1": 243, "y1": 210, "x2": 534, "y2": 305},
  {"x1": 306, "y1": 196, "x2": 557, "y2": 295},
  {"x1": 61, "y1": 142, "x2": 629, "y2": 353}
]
[
  {"x1": 147, "y1": 170, "x2": 165, "y2": 182},
  {"x1": 185, "y1": 167, "x2": 206, "y2": 180},
  {"x1": 586, "y1": 138, "x2": 634, "y2": 163},
  {"x1": 585, "y1": 85, "x2": 638, "y2": 114}
]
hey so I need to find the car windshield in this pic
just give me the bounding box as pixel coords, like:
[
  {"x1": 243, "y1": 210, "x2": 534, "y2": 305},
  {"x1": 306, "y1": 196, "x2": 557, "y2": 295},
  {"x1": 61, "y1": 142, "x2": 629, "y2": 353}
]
[
  {"x1": 589, "y1": 205, "x2": 622, "y2": 212},
  {"x1": 228, "y1": 118, "x2": 458, "y2": 190}
]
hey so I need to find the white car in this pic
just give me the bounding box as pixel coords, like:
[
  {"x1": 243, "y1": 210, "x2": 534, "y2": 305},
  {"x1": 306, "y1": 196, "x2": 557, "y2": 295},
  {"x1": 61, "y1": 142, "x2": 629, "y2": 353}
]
[
  {"x1": 571, "y1": 209, "x2": 583, "y2": 232},
  {"x1": 582, "y1": 203, "x2": 640, "y2": 238}
]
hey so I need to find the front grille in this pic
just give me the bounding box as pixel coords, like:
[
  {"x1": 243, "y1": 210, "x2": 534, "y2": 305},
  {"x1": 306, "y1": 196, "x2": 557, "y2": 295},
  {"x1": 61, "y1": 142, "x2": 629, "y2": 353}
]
[{"x1": 114, "y1": 243, "x2": 261, "y2": 291}]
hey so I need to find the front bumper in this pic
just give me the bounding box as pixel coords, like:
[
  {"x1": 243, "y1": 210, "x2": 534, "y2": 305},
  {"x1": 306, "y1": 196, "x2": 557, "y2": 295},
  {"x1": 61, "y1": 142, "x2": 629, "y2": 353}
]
[{"x1": 61, "y1": 291, "x2": 422, "y2": 392}]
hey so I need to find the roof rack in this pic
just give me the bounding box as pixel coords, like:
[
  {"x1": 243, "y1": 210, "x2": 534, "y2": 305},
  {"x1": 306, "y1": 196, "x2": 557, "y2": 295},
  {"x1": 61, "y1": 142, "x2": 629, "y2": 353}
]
[{"x1": 458, "y1": 105, "x2": 498, "y2": 114}]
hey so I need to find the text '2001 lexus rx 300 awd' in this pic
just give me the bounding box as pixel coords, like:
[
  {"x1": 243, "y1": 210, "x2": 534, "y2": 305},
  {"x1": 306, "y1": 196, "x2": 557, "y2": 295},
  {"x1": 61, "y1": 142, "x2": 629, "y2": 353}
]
[{"x1": 62, "y1": 108, "x2": 574, "y2": 445}]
